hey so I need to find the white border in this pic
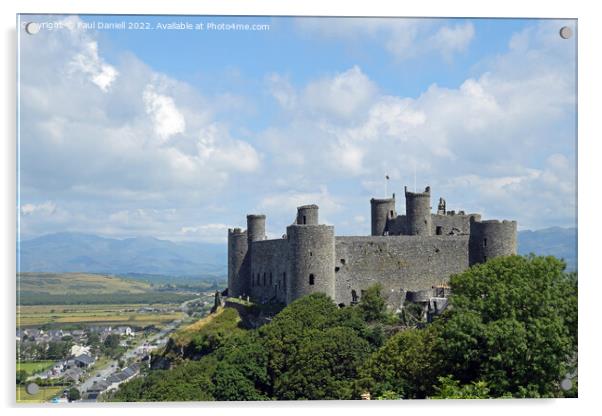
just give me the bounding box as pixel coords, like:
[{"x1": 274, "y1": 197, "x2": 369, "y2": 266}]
[{"x1": 2, "y1": 1, "x2": 600, "y2": 415}]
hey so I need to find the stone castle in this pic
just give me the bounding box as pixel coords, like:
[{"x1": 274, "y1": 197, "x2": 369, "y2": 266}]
[{"x1": 227, "y1": 186, "x2": 517, "y2": 308}]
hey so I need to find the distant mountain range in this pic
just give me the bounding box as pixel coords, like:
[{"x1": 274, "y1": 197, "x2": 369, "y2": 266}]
[
  {"x1": 517, "y1": 226, "x2": 577, "y2": 271},
  {"x1": 17, "y1": 232, "x2": 227, "y2": 276},
  {"x1": 17, "y1": 227, "x2": 577, "y2": 276}
]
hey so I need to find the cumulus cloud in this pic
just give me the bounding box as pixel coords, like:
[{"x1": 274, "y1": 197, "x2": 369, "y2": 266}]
[
  {"x1": 20, "y1": 201, "x2": 57, "y2": 216},
  {"x1": 302, "y1": 66, "x2": 378, "y2": 120},
  {"x1": 143, "y1": 84, "x2": 186, "y2": 141},
  {"x1": 19, "y1": 17, "x2": 576, "y2": 241},
  {"x1": 261, "y1": 20, "x2": 576, "y2": 230},
  {"x1": 295, "y1": 18, "x2": 475, "y2": 62}
]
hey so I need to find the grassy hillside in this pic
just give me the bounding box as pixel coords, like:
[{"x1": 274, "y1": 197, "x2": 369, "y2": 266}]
[
  {"x1": 18, "y1": 272, "x2": 152, "y2": 295},
  {"x1": 17, "y1": 272, "x2": 199, "y2": 305}
]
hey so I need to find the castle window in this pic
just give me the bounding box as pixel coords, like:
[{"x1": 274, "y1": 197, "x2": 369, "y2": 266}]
[
  {"x1": 263, "y1": 273, "x2": 266, "y2": 286},
  {"x1": 309, "y1": 251, "x2": 312, "y2": 256},
  {"x1": 351, "y1": 290, "x2": 358, "y2": 304},
  {"x1": 340, "y1": 258, "x2": 346, "y2": 265},
  {"x1": 269, "y1": 272, "x2": 273, "y2": 286},
  {"x1": 483, "y1": 238, "x2": 487, "y2": 247},
  {"x1": 436, "y1": 226, "x2": 443, "y2": 235},
  {"x1": 483, "y1": 255, "x2": 487, "y2": 262},
  {"x1": 335, "y1": 267, "x2": 340, "y2": 272},
  {"x1": 309, "y1": 274, "x2": 315, "y2": 285},
  {"x1": 390, "y1": 210, "x2": 394, "y2": 218},
  {"x1": 283, "y1": 272, "x2": 286, "y2": 288},
  {"x1": 303, "y1": 215, "x2": 307, "y2": 224}
]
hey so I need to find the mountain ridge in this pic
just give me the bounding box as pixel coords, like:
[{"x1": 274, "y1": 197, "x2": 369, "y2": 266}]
[{"x1": 17, "y1": 227, "x2": 577, "y2": 275}]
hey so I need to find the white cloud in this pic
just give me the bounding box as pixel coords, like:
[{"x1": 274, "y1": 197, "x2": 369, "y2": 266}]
[
  {"x1": 20, "y1": 201, "x2": 56, "y2": 216},
  {"x1": 69, "y1": 40, "x2": 118, "y2": 92},
  {"x1": 302, "y1": 66, "x2": 378, "y2": 120},
  {"x1": 295, "y1": 18, "x2": 475, "y2": 62},
  {"x1": 258, "y1": 186, "x2": 343, "y2": 225},
  {"x1": 143, "y1": 84, "x2": 186, "y2": 142},
  {"x1": 260, "y1": 20, "x2": 575, "y2": 230},
  {"x1": 430, "y1": 22, "x2": 475, "y2": 59},
  {"x1": 266, "y1": 73, "x2": 297, "y2": 110}
]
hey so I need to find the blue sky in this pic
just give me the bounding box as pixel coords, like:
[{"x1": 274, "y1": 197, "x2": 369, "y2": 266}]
[{"x1": 18, "y1": 15, "x2": 577, "y2": 242}]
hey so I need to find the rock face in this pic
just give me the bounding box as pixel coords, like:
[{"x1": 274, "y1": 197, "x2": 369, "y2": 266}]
[{"x1": 228, "y1": 185, "x2": 517, "y2": 308}]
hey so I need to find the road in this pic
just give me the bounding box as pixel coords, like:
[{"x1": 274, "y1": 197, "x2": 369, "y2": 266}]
[{"x1": 77, "y1": 309, "x2": 189, "y2": 394}]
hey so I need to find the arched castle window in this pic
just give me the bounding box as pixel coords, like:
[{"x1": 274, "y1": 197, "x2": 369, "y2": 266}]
[{"x1": 309, "y1": 274, "x2": 315, "y2": 285}]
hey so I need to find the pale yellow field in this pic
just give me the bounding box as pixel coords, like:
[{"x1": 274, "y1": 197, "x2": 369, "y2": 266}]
[
  {"x1": 17, "y1": 304, "x2": 186, "y2": 327},
  {"x1": 18, "y1": 272, "x2": 152, "y2": 294},
  {"x1": 16, "y1": 386, "x2": 63, "y2": 403}
]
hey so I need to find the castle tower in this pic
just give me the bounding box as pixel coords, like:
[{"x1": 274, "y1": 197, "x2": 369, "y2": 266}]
[
  {"x1": 296, "y1": 204, "x2": 319, "y2": 225},
  {"x1": 227, "y1": 228, "x2": 249, "y2": 298},
  {"x1": 469, "y1": 218, "x2": 517, "y2": 265},
  {"x1": 286, "y1": 223, "x2": 335, "y2": 304},
  {"x1": 404, "y1": 185, "x2": 432, "y2": 236},
  {"x1": 370, "y1": 197, "x2": 396, "y2": 236},
  {"x1": 246, "y1": 214, "x2": 266, "y2": 244}
]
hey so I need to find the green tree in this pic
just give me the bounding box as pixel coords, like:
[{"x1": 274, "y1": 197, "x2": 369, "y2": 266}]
[
  {"x1": 68, "y1": 387, "x2": 81, "y2": 402},
  {"x1": 274, "y1": 326, "x2": 371, "y2": 400},
  {"x1": 431, "y1": 376, "x2": 491, "y2": 399},
  {"x1": 212, "y1": 362, "x2": 266, "y2": 401},
  {"x1": 16, "y1": 370, "x2": 28, "y2": 385},
  {"x1": 436, "y1": 255, "x2": 577, "y2": 397},
  {"x1": 358, "y1": 325, "x2": 440, "y2": 399},
  {"x1": 358, "y1": 283, "x2": 386, "y2": 322}
]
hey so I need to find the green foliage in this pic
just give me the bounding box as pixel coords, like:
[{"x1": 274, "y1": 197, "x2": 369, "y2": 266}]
[
  {"x1": 67, "y1": 387, "x2": 81, "y2": 402},
  {"x1": 16, "y1": 370, "x2": 28, "y2": 385},
  {"x1": 111, "y1": 357, "x2": 217, "y2": 401},
  {"x1": 437, "y1": 255, "x2": 577, "y2": 397},
  {"x1": 431, "y1": 376, "x2": 491, "y2": 399},
  {"x1": 45, "y1": 340, "x2": 73, "y2": 360},
  {"x1": 212, "y1": 361, "x2": 267, "y2": 401},
  {"x1": 274, "y1": 327, "x2": 371, "y2": 400},
  {"x1": 183, "y1": 307, "x2": 244, "y2": 357},
  {"x1": 111, "y1": 257, "x2": 577, "y2": 401},
  {"x1": 358, "y1": 325, "x2": 440, "y2": 399},
  {"x1": 358, "y1": 283, "x2": 387, "y2": 322}
]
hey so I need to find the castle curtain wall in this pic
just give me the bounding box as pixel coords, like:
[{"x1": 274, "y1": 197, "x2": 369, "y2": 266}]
[{"x1": 333, "y1": 235, "x2": 470, "y2": 308}]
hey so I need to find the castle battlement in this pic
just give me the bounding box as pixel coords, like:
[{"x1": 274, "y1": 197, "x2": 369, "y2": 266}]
[{"x1": 228, "y1": 185, "x2": 517, "y2": 308}]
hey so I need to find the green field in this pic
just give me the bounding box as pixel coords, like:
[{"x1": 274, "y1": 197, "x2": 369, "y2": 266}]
[
  {"x1": 17, "y1": 360, "x2": 54, "y2": 374},
  {"x1": 18, "y1": 272, "x2": 153, "y2": 294},
  {"x1": 16, "y1": 385, "x2": 63, "y2": 403},
  {"x1": 18, "y1": 303, "x2": 187, "y2": 327},
  {"x1": 17, "y1": 272, "x2": 200, "y2": 305}
]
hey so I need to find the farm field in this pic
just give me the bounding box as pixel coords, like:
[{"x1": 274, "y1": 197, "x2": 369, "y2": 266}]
[
  {"x1": 17, "y1": 304, "x2": 187, "y2": 327},
  {"x1": 16, "y1": 385, "x2": 64, "y2": 403},
  {"x1": 17, "y1": 360, "x2": 54, "y2": 374},
  {"x1": 18, "y1": 272, "x2": 152, "y2": 294}
]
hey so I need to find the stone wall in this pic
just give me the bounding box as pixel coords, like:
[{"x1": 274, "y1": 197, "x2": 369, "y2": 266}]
[
  {"x1": 249, "y1": 238, "x2": 289, "y2": 303},
  {"x1": 333, "y1": 235, "x2": 470, "y2": 308}
]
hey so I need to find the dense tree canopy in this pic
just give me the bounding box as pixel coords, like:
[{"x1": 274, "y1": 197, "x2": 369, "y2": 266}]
[{"x1": 112, "y1": 256, "x2": 577, "y2": 401}]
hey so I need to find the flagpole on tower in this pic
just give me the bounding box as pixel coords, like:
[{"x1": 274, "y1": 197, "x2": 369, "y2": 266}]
[
  {"x1": 414, "y1": 160, "x2": 416, "y2": 192},
  {"x1": 385, "y1": 174, "x2": 389, "y2": 198}
]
